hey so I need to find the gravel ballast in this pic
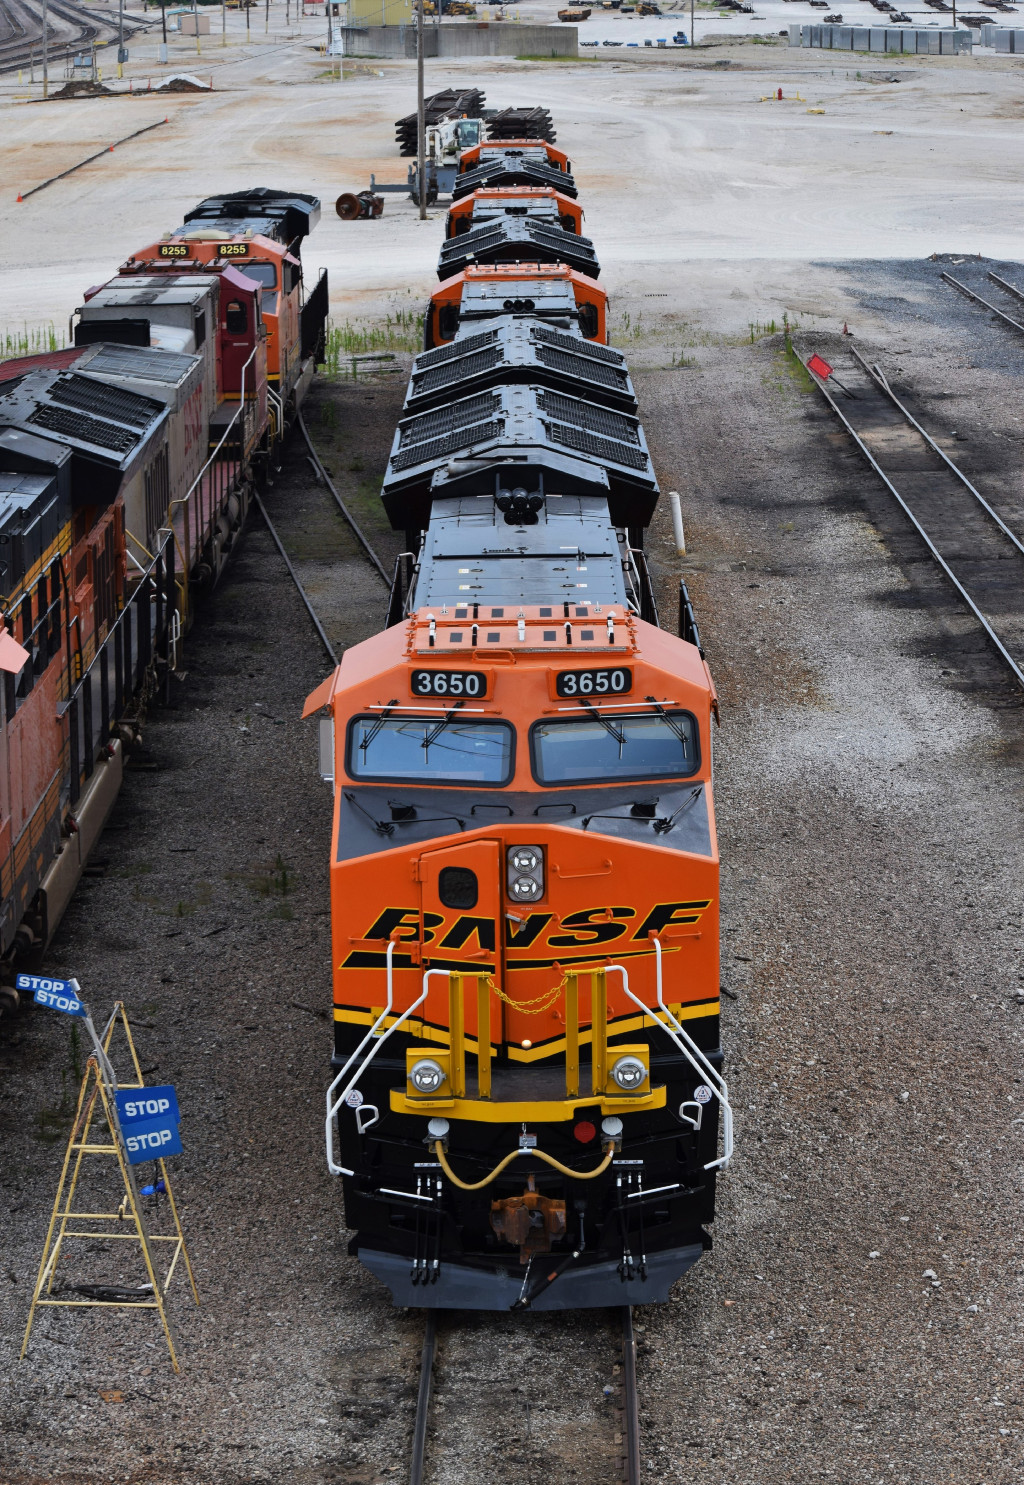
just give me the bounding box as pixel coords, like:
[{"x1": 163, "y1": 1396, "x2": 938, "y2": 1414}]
[{"x1": 1, "y1": 270, "x2": 1022, "y2": 1481}]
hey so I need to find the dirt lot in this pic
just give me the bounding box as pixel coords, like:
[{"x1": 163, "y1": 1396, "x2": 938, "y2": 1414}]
[{"x1": 1, "y1": 30, "x2": 1023, "y2": 1485}]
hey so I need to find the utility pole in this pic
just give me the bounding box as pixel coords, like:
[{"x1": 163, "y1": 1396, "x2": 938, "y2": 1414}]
[
  {"x1": 42, "y1": 0, "x2": 48, "y2": 95},
  {"x1": 222, "y1": 0, "x2": 227, "y2": 46},
  {"x1": 417, "y1": 0, "x2": 426, "y2": 220},
  {"x1": 246, "y1": 0, "x2": 251, "y2": 40},
  {"x1": 117, "y1": 0, "x2": 124, "y2": 78},
  {"x1": 265, "y1": 0, "x2": 270, "y2": 33},
  {"x1": 160, "y1": 0, "x2": 168, "y2": 62},
  {"x1": 193, "y1": 0, "x2": 201, "y2": 52},
  {"x1": 690, "y1": 0, "x2": 694, "y2": 47}
]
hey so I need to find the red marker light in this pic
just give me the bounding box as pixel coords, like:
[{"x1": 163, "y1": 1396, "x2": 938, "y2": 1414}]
[{"x1": 573, "y1": 1120, "x2": 597, "y2": 1144}]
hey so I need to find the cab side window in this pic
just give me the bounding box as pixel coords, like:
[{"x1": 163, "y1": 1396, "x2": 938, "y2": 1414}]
[{"x1": 226, "y1": 300, "x2": 248, "y2": 334}]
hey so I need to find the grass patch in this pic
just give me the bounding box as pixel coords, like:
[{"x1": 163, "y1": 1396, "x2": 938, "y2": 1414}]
[
  {"x1": 227, "y1": 854, "x2": 293, "y2": 899},
  {"x1": 1, "y1": 323, "x2": 67, "y2": 358},
  {"x1": 322, "y1": 311, "x2": 421, "y2": 375}
]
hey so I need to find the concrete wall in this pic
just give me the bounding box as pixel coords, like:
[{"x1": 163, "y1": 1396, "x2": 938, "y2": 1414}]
[
  {"x1": 991, "y1": 27, "x2": 1024, "y2": 50},
  {"x1": 341, "y1": 21, "x2": 576, "y2": 55},
  {"x1": 792, "y1": 23, "x2": 972, "y2": 53}
]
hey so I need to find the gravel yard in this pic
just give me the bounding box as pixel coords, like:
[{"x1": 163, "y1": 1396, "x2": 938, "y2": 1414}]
[
  {"x1": 2, "y1": 32, "x2": 1023, "y2": 1485},
  {"x1": 2, "y1": 264, "x2": 1022, "y2": 1480}
]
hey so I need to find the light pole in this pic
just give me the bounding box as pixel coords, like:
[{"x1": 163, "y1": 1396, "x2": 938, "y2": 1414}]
[
  {"x1": 42, "y1": 0, "x2": 48, "y2": 96},
  {"x1": 193, "y1": 0, "x2": 201, "y2": 52},
  {"x1": 161, "y1": 0, "x2": 168, "y2": 63},
  {"x1": 417, "y1": 0, "x2": 426, "y2": 221},
  {"x1": 117, "y1": 0, "x2": 124, "y2": 78},
  {"x1": 222, "y1": 0, "x2": 227, "y2": 46},
  {"x1": 690, "y1": 0, "x2": 694, "y2": 47}
]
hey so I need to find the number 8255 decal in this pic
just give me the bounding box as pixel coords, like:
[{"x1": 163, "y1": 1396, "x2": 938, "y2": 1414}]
[
  {"x1": 555, "y1": 667, "x2": 632, "y2": 697},
  {"x1": 411, "y1": 669, "x2": 488, "y2": 698}
]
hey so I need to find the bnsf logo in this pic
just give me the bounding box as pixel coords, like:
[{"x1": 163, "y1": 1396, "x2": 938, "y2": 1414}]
[{"x1": 342, "y1": 901, "x2": 710, "y2": 967}]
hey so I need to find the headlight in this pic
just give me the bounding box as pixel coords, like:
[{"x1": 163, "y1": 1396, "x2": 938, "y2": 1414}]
[
  {"x1": 510, "y1": 874, "x2": 542, "y2": 902},
  {"x1": 611, "y1": 1055, "x2": 647, "y2": 1091},
  {"x1": 507, "y1": 843, "x2": 544, "y2": 901},
  {"x1": 409, "y1": 1058, "x2": 445, "y2": 1094}
]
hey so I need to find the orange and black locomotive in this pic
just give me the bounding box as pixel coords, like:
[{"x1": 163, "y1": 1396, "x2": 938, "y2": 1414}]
[{"x1": 306, "y1": 130, "x2": 731, "y2": 1310}]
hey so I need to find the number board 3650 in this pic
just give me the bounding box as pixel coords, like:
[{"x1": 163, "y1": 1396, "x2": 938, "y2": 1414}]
[
  {"x1": 555, "y1": 667, "x2": 632, "y2": 698},
  {"x1": 411, "y1": 669, "x2": 489, "y2": 699}
]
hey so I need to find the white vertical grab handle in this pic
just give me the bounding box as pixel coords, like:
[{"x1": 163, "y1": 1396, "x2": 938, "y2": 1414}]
[{"x1": 669, "y1": 490, "x2": 686, "y2": 556}]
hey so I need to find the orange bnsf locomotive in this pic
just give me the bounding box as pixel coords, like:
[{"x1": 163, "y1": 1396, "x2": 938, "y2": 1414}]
[{"x1": 306, "y1": 139, "x2": 731, "y2": 1311}]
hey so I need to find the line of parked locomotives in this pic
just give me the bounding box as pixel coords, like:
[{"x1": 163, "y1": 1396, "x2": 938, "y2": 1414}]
[
  {"x1": 0, "y1": 187, "x2": 328, "y2": 1013},
  {"x1": 307, "y1": 137, "x2": 733, "y2": 1310}
]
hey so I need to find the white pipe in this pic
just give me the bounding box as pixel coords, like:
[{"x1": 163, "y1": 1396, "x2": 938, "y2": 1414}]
[
  {"x1": 609, "y1": 951, "x2": 733, "y2": 1170},
  {"x1": 325, "y1": 951, "x2": 440, "y2": 1176},
  {"x1": 669, "y1": 491, "x2": 686, "y2": 556}
]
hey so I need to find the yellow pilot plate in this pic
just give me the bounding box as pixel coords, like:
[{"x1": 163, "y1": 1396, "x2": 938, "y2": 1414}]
[{"x1": 389, "y1": 1086, "x2": 666, "y2": 1123}]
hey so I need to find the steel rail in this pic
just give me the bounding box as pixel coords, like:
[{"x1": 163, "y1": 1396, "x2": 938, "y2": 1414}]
[
  {"x1": 0, "y1": 0, "x2": 129, "y2": 76},
  {"x1": 621, "y1": 1306, "x2": 642, "y2": 1485},
  {"x1": 849, "y1": 346, "x2": 1024, "y2": 561},
  {"x1": 17, "y1": 118, "x2": 170, "y2": 201},
  {"x1": 409, "y1": 1311, "x2": 437, "y2": 1485},
  {"x1": 802, "y1": 352, "x2": 1024, "y2": 692},
  {"x1": 296, "y1": 409, "x2": 391, "y2": 586},
  {"x1": 988, "y1": 271, "x2": 1024, "y2": 307},
  {"x1": 941, "y1": 271, "x2": 1024, "y2": 336},
  {"x1": 253, "y1": 491, "x2": 339, "y2": 666}
]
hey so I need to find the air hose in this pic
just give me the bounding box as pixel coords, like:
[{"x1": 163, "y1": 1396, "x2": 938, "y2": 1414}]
[{"x1": 433, "y1": 1139, "x2": 615, "y2": 1192}]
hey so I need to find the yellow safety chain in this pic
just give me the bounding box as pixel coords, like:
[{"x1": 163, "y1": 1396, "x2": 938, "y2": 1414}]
[{"x1": 482, "y1": 973, "x2": 563, "y2": 1018}]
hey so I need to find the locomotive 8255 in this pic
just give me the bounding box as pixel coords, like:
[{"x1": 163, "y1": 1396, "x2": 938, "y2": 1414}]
[{"x1": 305, "y1": 132, "x2": 732, "y2": 1311}]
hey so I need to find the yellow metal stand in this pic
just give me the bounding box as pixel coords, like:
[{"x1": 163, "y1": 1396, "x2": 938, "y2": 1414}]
[{"x1": 20, "y1": 1003, "x2": 198, "y2": 1373}]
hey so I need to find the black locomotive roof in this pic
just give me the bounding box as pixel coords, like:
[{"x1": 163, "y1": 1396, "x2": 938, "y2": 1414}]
[
  {"x1": 462, "y1": 195, "x2": 563, "y2": 224},
  {"x1": 438, "y1": 218, "x2": 599, "y2": 282},
  {"x1": 184, "y1": 187, "x2": 321, "y2": 240},
  {"x1": 0, "y1": 368, "x2": 167, "y2": 508},
  {"x1": 456, "y1": 277, "x2": 582, "y2": 323},
  {"x1": 452, "y1": 153, "x2": 578, "y2": 201},
  {"x1": 406, "y1": 321, "x2": 636, "y2": 415},
  {"x1": 382, "y1": 383, "x2": 657, "y2": 531},
  {"x1": 410, "y1": 493, "x2": 629, "y2": 611}
]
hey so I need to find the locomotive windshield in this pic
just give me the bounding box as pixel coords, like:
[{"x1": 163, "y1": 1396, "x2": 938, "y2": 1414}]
[
  {"x1": 530, "y1": 711, "x2": 699, "y2": 785},
  {"x1": 237, "y1": 262, "x2": 277, "y2": 289},
  {"x1": 347, "y1": 716, "x2": 514, "y2": 785}
]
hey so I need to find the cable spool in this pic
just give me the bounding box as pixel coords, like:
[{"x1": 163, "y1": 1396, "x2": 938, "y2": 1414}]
[{"x1": 336, "y1": 191, "x2": 384, "y2": 221}]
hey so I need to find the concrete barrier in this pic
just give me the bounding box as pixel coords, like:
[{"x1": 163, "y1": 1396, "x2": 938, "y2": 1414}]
[
  {"x1": 340, "y1": 22, "x2": 577, "y2": 57},
  {"x1": 793, "y1": 23, "x2": 972, "y2": 52}
]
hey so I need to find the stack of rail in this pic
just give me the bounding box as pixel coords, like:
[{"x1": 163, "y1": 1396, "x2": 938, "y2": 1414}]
[
  {"x1": 486, "y1": 106, "x2": 556, "y2": 143},
  {"x1": 395, "y1": 88, "x2": 487, "y2": 155}
]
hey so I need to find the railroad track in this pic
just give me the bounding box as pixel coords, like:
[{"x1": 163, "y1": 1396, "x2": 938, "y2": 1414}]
[
  {"x1": 941, "y1": 268, "x2": 1024, "y2": 337},
  {"x1": 804, "y1": 342, "x2": 1024, "y2": 691},
  {"x1": 0, "y1": 0, "x2": 142, "y2": 76},
  {"x1": 255, "y1": 403, "x2": 401, "y2": 666},
  {"x1": 408, "y1": 1306, "x2": 642, "y2": 1485}
]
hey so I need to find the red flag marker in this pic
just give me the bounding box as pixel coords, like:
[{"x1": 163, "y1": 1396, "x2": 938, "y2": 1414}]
[{"x1": 807, "y1": 353, "x2": 832, "y2": 380}]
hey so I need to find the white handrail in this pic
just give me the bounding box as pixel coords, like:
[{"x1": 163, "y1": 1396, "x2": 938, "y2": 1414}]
[
  {"x1": 608, "y1": 941, "x2": 733, "y2": 1170},
  {"x1": 324, "y1": 951, "x2": 441, "y2": 1177}
]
